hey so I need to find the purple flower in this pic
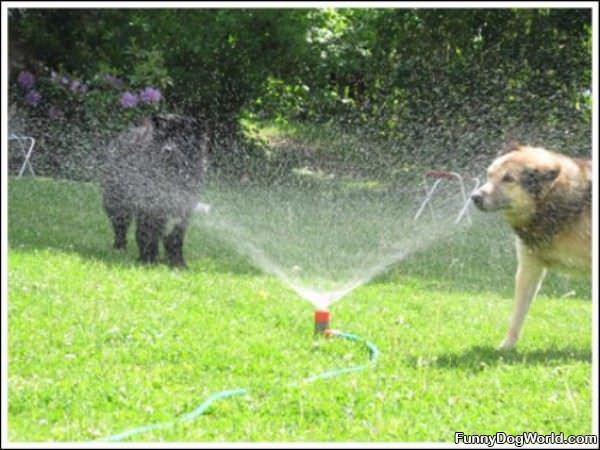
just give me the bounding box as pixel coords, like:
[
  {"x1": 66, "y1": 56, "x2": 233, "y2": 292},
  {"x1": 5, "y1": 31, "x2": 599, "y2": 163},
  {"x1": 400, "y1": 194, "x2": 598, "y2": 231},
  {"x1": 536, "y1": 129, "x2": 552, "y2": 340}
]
[
  {"x1": 17, "y1": 71, "x2": 35, "y2": 90},
  {"x1": 69, "y1": 80, "x2": 88, "y2": 94},
  {"x1": 24, "y1": 89, "x2": 42, "y2": 106},
  {"x1": 139, "y1": 86, "x2": 162, "y2": 104},
  {"x1": 48, "y1": 105, "x2": 64, "y2": 120},
  {"x1": 120, "y1": 91, "x2": 139, "y2": 108},
  {"x1": 103, "y1": 74, "x2": 123, "y2": 89}
]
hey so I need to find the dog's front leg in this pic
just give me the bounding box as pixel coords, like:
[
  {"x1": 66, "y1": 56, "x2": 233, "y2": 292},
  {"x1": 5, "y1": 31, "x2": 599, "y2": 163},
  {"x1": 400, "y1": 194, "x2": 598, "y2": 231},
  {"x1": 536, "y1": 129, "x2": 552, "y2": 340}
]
[{"x1": 499, "y1": 243, "x2": 546, "y2": 350}]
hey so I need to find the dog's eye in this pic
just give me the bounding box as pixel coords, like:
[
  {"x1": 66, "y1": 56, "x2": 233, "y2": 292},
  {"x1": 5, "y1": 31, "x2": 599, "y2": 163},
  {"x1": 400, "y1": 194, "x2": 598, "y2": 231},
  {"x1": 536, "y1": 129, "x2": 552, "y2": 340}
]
[{"x1": 502, "y1": 173, "x2": 515, "y2": 183}]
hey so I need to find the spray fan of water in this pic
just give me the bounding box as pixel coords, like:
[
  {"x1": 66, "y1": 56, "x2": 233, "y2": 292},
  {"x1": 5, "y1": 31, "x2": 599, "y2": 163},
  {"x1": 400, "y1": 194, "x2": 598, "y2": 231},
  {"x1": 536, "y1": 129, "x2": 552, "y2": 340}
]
[{"x1": 193, "y1": 171, "x2": 478, "y2": 311}]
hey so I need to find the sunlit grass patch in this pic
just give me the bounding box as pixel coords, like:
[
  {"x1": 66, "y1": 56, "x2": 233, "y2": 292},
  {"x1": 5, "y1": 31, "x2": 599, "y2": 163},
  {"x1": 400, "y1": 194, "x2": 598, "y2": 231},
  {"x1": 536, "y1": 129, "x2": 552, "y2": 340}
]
[{"x1": 7, "y1": 176, "x2": 592, "y2": 442}]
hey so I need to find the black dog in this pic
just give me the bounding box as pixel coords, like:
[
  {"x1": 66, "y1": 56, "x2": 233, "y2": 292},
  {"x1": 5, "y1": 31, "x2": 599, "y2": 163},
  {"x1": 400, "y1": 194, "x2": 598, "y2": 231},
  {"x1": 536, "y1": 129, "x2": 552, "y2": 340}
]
[{"x1": 101, "y1": 114, "x2": 208, "y2": 267}]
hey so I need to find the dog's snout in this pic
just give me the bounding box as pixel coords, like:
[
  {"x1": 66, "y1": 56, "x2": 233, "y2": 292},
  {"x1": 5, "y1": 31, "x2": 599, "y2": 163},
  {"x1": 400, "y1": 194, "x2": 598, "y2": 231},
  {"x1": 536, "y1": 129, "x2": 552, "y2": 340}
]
[{"x1": 471, "y1": 192, "x2": 484, "y2": 208}]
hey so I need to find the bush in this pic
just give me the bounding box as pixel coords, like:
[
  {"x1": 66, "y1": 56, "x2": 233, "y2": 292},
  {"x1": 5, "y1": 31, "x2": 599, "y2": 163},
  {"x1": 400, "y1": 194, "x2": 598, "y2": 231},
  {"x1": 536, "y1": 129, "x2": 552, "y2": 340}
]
[{"x1": 9, "y1": 66, "x2": 165, "y2": 181}]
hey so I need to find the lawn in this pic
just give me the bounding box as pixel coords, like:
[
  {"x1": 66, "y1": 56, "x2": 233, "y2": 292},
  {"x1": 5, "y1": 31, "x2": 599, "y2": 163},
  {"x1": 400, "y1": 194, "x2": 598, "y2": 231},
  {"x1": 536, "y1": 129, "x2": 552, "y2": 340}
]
[{"x1": 7, "y1": 176, "x2": 593, "y2": 443}]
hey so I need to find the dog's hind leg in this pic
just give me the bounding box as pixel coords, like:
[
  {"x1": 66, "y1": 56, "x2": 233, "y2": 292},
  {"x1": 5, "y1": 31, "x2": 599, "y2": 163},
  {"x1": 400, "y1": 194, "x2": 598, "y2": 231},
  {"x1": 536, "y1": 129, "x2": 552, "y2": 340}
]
[
  {"x1": 499, "y1": 243, "x2": 546, "y2": 350},
  {"x1": 163, "y1": 216, "x2": 189, "y2": 268},
  {"x1": 136, "y1": 212, "x2": 165, "y2": 264}
]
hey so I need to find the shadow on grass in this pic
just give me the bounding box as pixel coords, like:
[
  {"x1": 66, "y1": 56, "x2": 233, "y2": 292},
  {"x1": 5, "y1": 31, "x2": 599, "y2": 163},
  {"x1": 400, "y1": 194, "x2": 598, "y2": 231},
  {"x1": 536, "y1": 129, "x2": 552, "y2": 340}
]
[
  {"x1": 8, "y1": 177, "x2": 261, "y2": 275},
  {"x1": 407, "y1": 345, "x2": 592, "y2": 370},
  {"x1": 9, "y1": 236, "x2": 262, "y2": 276}
]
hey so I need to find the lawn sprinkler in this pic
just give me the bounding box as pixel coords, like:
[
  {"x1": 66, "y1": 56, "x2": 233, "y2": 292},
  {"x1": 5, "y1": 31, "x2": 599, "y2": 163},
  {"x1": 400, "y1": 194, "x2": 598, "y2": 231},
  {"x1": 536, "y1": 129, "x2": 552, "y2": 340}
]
[
  {"x1": 194, "y1": 201, "x2": 212, "y2": 214},
  {"x1": 314, "y1": 309, "x2": 333, "y2": 336},
  {"x1": 100, "y1": 304, "x2": 379, "y2": 442}
]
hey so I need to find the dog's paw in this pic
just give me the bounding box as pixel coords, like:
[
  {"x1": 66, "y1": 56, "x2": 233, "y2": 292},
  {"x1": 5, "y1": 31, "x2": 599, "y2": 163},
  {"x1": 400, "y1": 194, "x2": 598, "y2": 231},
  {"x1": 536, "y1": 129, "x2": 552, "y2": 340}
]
[
  {"x1": 137, "y1": 256, "x2": 158, "y2": 266},
  {"x1": 168, "y1": 258, "x2": 188, "y2": 269},
  {"x1": 498, "y1": 336, "x2": 518, "y2": 351}
]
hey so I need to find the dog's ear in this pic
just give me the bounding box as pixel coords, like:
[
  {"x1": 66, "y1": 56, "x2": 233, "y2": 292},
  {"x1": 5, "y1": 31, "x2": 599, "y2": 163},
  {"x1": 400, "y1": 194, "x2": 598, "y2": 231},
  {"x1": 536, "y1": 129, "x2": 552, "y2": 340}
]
[
  {"x1": 541, "y1": 167, "x2": 560, "y2": 182},
  {"x1": 151, "y1": 114, "x2": 171, "y2": 130},
  {"x1": 498, "y1": 141, "x2": 525, "y2": 156},
  {"x1": 520, "y1": 167, "x2": 560, "y2": 196}
]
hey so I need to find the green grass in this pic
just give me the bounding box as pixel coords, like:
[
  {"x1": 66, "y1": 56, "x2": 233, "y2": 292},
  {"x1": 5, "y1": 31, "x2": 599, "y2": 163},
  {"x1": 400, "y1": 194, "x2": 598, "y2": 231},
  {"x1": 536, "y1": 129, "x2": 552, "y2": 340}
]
[
  {"x1": 240, "y1": 116, "x2": 426, "y2": 183},
  {"x1": 8, "y1": 176, "x2": 592, "y2": 442}
]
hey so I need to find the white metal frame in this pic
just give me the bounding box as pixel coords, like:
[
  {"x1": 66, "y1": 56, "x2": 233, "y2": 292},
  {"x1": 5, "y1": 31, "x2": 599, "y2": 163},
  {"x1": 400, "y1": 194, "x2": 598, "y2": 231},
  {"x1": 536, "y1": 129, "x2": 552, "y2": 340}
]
[
  {"x1": 414, "y1": 170, "x2": 481, "y2": 225},
  {"x1": 8, "y1": 134, "x2": 36, "y2": 177}
]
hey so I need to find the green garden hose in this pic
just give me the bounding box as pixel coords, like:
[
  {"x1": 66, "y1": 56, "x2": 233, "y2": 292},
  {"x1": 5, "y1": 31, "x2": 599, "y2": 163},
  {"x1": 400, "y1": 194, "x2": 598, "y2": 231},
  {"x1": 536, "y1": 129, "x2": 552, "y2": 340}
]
[{"x1": 99, "y1": 329, "x2": 379, "y2": 442}]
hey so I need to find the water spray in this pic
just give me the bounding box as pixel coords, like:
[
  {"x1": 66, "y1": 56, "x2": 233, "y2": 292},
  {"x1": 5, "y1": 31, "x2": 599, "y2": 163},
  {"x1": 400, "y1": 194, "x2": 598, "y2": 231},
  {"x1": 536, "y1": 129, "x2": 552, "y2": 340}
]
[
  {"x1": 102, "y1": 138, "x2": 477, "y2": 442},
  {"x1": 194, "y1": 201, "x2": 212, "y2": 214}
]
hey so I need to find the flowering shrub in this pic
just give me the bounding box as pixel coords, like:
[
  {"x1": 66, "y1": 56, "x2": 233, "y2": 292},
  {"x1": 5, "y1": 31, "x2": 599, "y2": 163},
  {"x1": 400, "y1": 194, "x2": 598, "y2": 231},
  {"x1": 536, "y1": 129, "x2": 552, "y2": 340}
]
[
  {"x1": 24, "y1": 89, "x2": 42, "y2": 106},
  {"x1": 139, "y1": 86, "x2": 162, "y2": 104},
  {"x1": 9, "y1": 67, "x2": 165, "y2": 180},
  {"x1": 13, "y1": 68, "x2": 163, "y2": 118},
  {"x1": 17, "y1": 70, "x2": 35, "y2": 90},
  {"x1": 120, "y1": 91, "x2": 139, "y2": 108}
]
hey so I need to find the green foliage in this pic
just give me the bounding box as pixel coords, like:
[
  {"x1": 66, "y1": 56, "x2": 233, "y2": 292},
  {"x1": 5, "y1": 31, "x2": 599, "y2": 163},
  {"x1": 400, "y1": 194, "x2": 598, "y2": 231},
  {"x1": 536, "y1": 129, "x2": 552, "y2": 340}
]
[
  {"x1": 8, "y1": 8, "x2": 592, "y2": 179},
  {"x1": 124, "y1": 46, "x2": 172, "y2": 91},
  {"x1": 258, "y1": 8, "x2": 591, "y2": 157},
  {"x1": 8, "y1": 64, "x2": 163, "y2": 181}
]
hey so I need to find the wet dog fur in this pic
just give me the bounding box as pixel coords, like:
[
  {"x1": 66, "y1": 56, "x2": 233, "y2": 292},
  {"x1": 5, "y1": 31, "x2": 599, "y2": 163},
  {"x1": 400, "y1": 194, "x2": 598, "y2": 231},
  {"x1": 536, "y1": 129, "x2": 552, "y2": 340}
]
[
  {"x1": 471, "y1": 143, "x2": 591, "y2": 349},
  {"x1": 101, "y1": 114, "x2": 208, "y2": 268}
]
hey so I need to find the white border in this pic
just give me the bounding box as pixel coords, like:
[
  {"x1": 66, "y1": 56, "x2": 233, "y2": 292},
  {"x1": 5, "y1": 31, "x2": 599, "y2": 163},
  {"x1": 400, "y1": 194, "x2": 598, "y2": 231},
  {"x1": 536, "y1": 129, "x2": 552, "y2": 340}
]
[
  {"x1": 1, "y1": 1, "x2": 598, "y2": 449},
  {"x1": 1, "y1": 1, "x2": 8, "y2": 449},
  {"x1": 591, "y1": 0, "x2": 599, "y2": 440},
  {"x1": 0, "y1": 1, "x2": 599, "y2": 9}
]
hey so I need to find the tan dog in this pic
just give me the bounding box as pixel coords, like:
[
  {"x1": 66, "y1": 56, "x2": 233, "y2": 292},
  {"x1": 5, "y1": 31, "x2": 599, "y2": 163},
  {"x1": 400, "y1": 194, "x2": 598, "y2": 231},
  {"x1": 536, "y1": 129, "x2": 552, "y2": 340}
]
[{"x1": 471, "y1": 144, "x2": 591, "y2": 349}]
